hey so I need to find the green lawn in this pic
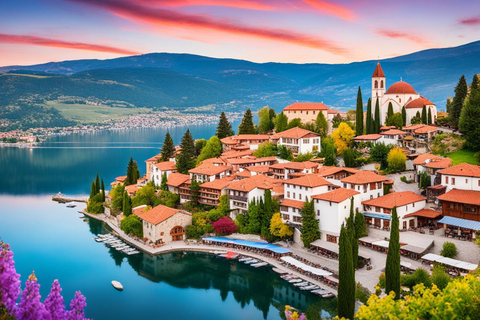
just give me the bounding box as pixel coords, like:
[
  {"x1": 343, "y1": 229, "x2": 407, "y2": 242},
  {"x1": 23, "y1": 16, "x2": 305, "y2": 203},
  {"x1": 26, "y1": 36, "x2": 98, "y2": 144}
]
[
  {"x1": 446, "y1": 149, "x2": 478, "y2": 165},
  {"x1": 46, "y1": 101, "x2": 151, "y2": 123}
]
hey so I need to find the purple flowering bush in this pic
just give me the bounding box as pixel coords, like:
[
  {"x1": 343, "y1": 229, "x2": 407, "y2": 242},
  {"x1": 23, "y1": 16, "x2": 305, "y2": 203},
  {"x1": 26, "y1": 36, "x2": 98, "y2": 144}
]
[{"x1": 0, "y1": 242, "x2": 88, "y2": 320}]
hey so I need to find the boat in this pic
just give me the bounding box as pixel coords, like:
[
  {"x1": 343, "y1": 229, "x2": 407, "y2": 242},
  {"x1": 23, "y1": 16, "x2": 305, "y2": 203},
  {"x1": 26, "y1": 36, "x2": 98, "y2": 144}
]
[
  {"x1": 214, "y1": 251, "x2": 227, "y2": 255},
  {"x1": 245, "y1": 259, "x2": 258, "y2": 264},
  {"x1": 66, "y1": 204, "x2": 76, "y2": 208},
  {"x1": 94, "y1": 238, "x2": 105, "y2": 242},
  {"x1": 272, "y1": 268, "x2": 289, "y2": 274},
  {"x1": 321, "y1": 292, "x2": 335, "y2": 298},
  {"x1": 289, "y1": 279, "x2": 303, "y2": 284},
  {"x1": 239, "y1": 257, "x2": 252, "y2": 262},
  {"x1": 251, "y1": 262, "x2": 268, "y2": 268},
  {"x1": 294, "y1": 282, "x2": 310, "y2": 287},
  {"x1": 301, "y1": 285, "x2": 319, "y2": 291},
  {"x1": 111, "y1": 281, "x2": 123, "y2": 291}
]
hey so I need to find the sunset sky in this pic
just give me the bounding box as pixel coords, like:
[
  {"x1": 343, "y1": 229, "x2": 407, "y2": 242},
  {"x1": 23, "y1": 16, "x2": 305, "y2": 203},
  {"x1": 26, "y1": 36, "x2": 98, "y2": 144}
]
[{"x1": 1, "y1": 0, "x2": 480, "y2": 66}]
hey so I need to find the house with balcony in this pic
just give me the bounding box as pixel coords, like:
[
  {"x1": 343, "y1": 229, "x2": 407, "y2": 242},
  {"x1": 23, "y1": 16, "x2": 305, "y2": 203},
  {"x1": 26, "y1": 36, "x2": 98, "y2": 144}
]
[
  {"x1": 380, "y1": 129, "x2": 407, "y2": 146},
  {"x1": 166, "y1": 173, "x2": 190, "y2": 195},
  {"x1": 271, "y1": 127, "x2": 321, "y2": 156},
  {"x1": 220, "y1": 134, "x2": 271, "y2": 152},
  {"x1": 188, "y1": 165, "x2": 232, "y2": 183},
  {"x1": 268, "y1": 161, "x2": 319, "y2": 180},
  {"x1": 282, "y1": 102, "x2": 338, "y2": 133},
  {"x1": 340, "y1": 170, "x2": 391, "y2": 202},
  {"x1": 151, "y1": 161, "x2": 177, "y2": 186},
  {"x1": 316, "y1": 166, "x2": 359, "y2": 186},
  {"x1": 198, "y1": 179, "x2": 231, "y2": 207},
  {"x1": 437, "y1": 163, "x2": 480, "y2": 192},
  {"x1": 413, "y1": 153, "x2": 452, "y2": 185},
  {"x1": 145, "y1": 153, "x2": 162, "y2": 180}
]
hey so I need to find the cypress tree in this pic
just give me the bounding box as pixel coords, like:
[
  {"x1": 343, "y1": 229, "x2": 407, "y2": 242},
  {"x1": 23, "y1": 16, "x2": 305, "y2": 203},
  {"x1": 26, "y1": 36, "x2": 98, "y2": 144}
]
[
  {"x1": 161, "y1": 172, "x2": 168, "y2": 191},
  {"x1": 471, "y1": 74, "x2": 479, "y2": 92},
  {"x1": 421, "y1": 105, "x2": 427, "y2": 124},
  {"x1": 176, "y1": 129, "x2": 196, "y2": 174},
  {"x1": 459, "y1": 81, "x2": 480, "y2": 150},
  {"x1": 315, "y1": 111, "x2": 328, "y2": 137},
  {"x1": 261, "y1": 190, "x2": 275, "y2": 242},
  {"x1": 385, "y1": 206, "x2": 401, "y2": 299},
  {"x1": 401, "y1": 106, "x2": 407, "y2": 126},
  {"x1": 374, "y1": 98, "x2": 381, "y2": 133},
  {"x1": 354, "y1": 209, "x2": 367, "y2": 239},
  {"x1": 366, "y1": 98, "x2": 373, "y2": 134},
  {"x1": 246, "y1": 199, "x2": 261, "y2": 234},
  {"x1": 238, "y1": 109, "x2": 256, "y2": 134},
  {"x1": 101, "y1": 178, "x2": 105, "y2": 202},
  {"x1": 387, "y1": 102, "x2": 394, "y2": 124},
  {"x1": 347, "y1": 197, "x2": 358, "y2": 268},
  {"x1": 428, "y1": 108, "x2": 432, "y2": 125},
  {"x1": 269, "y1": 108, "x2": 276, "y2": 131},
  {"x1": 95, "y1": 174, "x2": 100, "y2": 194},
  {"x1": 275, "y1": 112, "x2": 289, "y2": 133},
  {"x1": 451, "y1": 75, "x2": 468, "y2": 129},
  {"x1": 216, "y1": 112, "x2": 234, "y2": 139},
  {"x1": 122, "y1": 191, "x2": 132, "y2": 216},
  {"x1": 161, "y1": 132, "x2": 175, "y2": 161},
  {"x1": 126, "y1": 157, "x2": 139, "y2": 185},
  {"x1": 190, "y1": 179, "x2": 200, "y2": 204},
  {"x1": 300, "y1": 199, "x2": 320, "y2": 247},
  {"x1": 356, "y1": 87, "x2": 364, "y2": 136},
  {"x1": 338, "y1": 223, "x2": 355, "y2": 320},
  {"x1": 90, "y1": 181, "x2": 96, "y2": 199}
]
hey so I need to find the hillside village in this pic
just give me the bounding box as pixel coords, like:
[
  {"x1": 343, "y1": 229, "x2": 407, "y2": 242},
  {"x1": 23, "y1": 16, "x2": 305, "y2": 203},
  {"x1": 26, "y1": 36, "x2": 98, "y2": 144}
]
[{"x1": 86, "y1": 63, "x2": 480, "y2": 313}]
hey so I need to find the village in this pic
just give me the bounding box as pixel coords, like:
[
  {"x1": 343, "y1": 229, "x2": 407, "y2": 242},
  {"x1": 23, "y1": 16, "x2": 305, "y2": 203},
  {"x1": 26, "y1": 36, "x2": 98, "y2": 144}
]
[{"x1": 84, "y1": 63, "x2": 480, "y2": 300}]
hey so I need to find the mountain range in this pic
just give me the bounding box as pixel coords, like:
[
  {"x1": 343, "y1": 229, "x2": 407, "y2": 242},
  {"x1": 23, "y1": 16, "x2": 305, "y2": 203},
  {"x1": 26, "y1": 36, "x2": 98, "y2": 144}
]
[{"x1": 1, "y1": 40, "x2": 480, "y2": 130}]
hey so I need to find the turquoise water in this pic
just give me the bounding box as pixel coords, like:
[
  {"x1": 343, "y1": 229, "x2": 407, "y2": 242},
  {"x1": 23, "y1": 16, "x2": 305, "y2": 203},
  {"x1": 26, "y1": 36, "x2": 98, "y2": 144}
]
[{"x1": 0, "y1": 125, "x2": 336, "y2": 319}]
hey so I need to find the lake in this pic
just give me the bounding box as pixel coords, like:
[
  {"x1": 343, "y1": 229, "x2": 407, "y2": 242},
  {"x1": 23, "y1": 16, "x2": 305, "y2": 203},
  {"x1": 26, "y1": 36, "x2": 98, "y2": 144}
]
[{"x1": 0, "y1": 124, "x2": 336, "y2": 319}]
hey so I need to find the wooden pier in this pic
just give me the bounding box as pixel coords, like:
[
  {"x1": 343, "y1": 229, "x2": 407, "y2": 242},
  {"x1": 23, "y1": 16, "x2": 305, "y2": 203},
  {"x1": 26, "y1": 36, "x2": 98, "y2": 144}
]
[{"x1": 52, "y1": 193, "x2": 88, "y2": 203}]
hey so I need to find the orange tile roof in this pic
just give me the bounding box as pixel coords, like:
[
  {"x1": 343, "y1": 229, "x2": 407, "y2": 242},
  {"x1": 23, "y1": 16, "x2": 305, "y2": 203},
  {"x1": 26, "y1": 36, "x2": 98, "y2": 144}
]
[
  {"x1": 220, "y1": 134, "x2": 270, "y2": 145},
  {"x1": 220, "y1": 149, "x2": 254, "y2": 159},
  {"x1": 133, "y1": 205, "x2": 191, "y2": 225},
  {"x1": 286, "y1": 174, "x2": 332, "y2": 188},
  {"x1": 403, "y1": 124, "x2": 425, "y2": 131},
  {"x1": 281, "y1": 198, "x2": 305, "y2": 209},
  {"x1": 228, "y1": 175, "x2": 278, "y2": 192},
  {"x1": 115, "y1": 175, "x2": 127, "y2": 182},
  {"x1": 438, "y1": 163, "x2": 480, "y2": 178},
  {"x1": 361, "y1": 191, "x2": 426, "y2": 209},
  {"x1": 415, "y1": 125, "x2": 437, "y2": 134},
  {"x1": 437, "y1": 189, "x2": 480, "y2": 206},
  {"x1": 372, "y1": 62, "x2": 385, "y2": 77},
  {"x1": 125, "y1": 184, "x2": 140, "y2": 195},
  {"x1": 381, "y1": 129, "x2": 407, "y2": 135},
  {"x1": 284, "y1": 102, "x2": 328, "y2": 111},
  {"x1": 404, "y1": 209, "x2": 442, "y2": 219},
  {"x1": 235, "y1": 171, "x2": 252, "y2": 178},
  {"x1": 380, "y1": 126, "x2": 396, "y2": 130},
  {"x1": 386, "y1": 81, "x2": 416, "y2": 94},
  {"x1": 405, "y1": 96, "x2": 435, "y2": 109},
  {"x1": 153, "y1": 161, "x2": 177, "y2": 171},
  {"x1": 200, "y1": 179, "x2": 231, "y2": 190},
  {"x1": 316, "y1": 166, "x2": 359, "y2": 177},
  {"x1": 146, "y1": 154, "x2": 162, "y2": 162},
  {"x1": 312, "y1": 188, "x2": 359, "y2": 203},
  {"x1": 341, "y1": 170, "x2": 388, "y2": 184},
  {"x1": 166, "y1": 172, "x2": 190, "y2": 187},
  {"x1": 425, "y1": 158, "x2": 452, "y2": 169},
  {"x1": 270, "y1": 161, "x2": 319, "y2": 170},
  {"x1": 274, "y1": 127, "x2": 319, "y2": 139},
  {"x1": 412, "y1": 153, "x2": 437, "y2": 165},
  {"x1": 353, "y1": 134, "x2": 382, "y2": 141},
  {"x1": 189, "y1": 165, "x2": 231, "y2": 176},
  {"x1": 246, "y1": 165, "x2": 270, "y2": 173}
]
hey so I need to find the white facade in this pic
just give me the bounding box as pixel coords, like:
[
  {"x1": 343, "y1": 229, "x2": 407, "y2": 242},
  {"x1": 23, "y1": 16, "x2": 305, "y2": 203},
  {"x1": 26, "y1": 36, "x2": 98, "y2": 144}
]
[
  {"x1": 441, "y1": 174, "x2": 480, "y2": 192},
  {"x1": 341, "y1": 181, "x2": 384, "y2": 202},
  {"x1": 150, "y1": 162, "x2": 176, "y2": 186},
  {"x1": 229, "y1": 187, "x2": 266, "y2": 219},
  {"x1": 363, "y1": 199, "x2": 426, "y2": 229},
  {"x1": 284, "y1": 183, "x2": 331, "y2": 202},
  {"x1": 279, "y1": 136, "x2": 321, "y2": 155}
]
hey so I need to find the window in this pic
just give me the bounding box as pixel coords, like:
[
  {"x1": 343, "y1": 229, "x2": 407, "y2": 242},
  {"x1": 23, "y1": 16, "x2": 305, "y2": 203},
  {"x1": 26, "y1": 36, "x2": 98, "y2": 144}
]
[
  {"x1": 293, "y1": 216, "x2": 302, "y2": 223},
  {"x1": 306, "y1": 111, "x2": 308, "y2": 115},
  {"x1": 326, "y1": 234, "x2": 337, "y2": 243},
  {"x1": 466, "y1": 179, "x2": 468, "y2": 183},
  {"x1": 316, "y1": 210, "x2": 320, "y2": 216},
  {"x1": 303, "y1": 139, "x2": 309, "y2": 144},
  {"x1": 293, "y1": 193, "x2": 295, "y2": 199},
  {"x1": 375, "y1": 207, "x2": 381, "y2": 212},
  {"x1": 413, "y1": 202, "x2": 415, "y2": 207},
  {"x1": 282, "y1": 214, "x2": 290, "y2": 220},
  {"x1": 452, "y1": 178, "x2": 455, "y2": 185},
  {"x1": 380, "y1": 80, "x2": 384, "y2": 88},
  {"x1": 446, "y1": 176, "x2": 449, "y2": 184},
  {"x1": 374, "y1": 80, "x2": 378, "y2": 88},
  {"x1": 287, "y1": 191, "x2": 290, "y2": 197}
]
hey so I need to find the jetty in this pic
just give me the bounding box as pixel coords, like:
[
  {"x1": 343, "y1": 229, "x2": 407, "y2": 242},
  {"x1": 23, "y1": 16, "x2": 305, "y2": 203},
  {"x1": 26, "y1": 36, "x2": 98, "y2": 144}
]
[{"x1": 52, "y1": 192, "x2": 88, "y2": 203}]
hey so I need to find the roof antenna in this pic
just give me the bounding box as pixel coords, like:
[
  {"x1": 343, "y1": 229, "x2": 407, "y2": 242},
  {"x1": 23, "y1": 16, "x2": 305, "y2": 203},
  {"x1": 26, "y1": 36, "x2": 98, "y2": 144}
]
[{"x1": 401, "y1": 77, "x2": 403, "y2": 81}]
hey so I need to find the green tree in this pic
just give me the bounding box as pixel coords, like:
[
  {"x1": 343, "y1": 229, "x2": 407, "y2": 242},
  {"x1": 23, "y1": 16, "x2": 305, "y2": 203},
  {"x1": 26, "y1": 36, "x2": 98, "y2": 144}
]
[
  {"x1": 386, "y1": 102, "x2": 394, "y2": 125},
  {"x1": 347, "y1": 197, "x2": 359, "y2": 268},
  {"x1": 366, "y1": 98, "x2": 373, "y2": 134},
  {"x1": 355, "y1": 209, "x2": 367, "y2": 238},
  {"x1": 287, "y1": 118, "x2": 302, "y2": 129},
  {"x1": 246, "y1": 199, "x2": 261, "y2": 234},
  {"x1": 427, "y1": 108, "x2": 432, "y2": 125},
  {"x1": 323, "y1": 139, "x2": 337, "y2": 166},
  {"x1": 471, "y1": 74, "x2": 479, "y2": 91},
  {"x1": 300, "y1": 200, "x2": 320, "y2": 247},
  {"x1": 258, "y1": 107, "x2": 275, "y2": 133},
  {"x1": 161, "y1": 132, "x2": 175, "y2": 161},
  {"x1": 386, "y1": 112, "x2": 403, "y2": 129},
  {"x1": 176, "y1": 129, "x2": 196, "y2": 174},
  {"x1": 160, "y1": 172, "x2": 168, "y2": 191},
  {"x1": 216, "y1": 112, "x2": 234, "y2": 139},
  {"x1": 197, "y1": 136, "x2": 222, "y2": 164},
  {"x1": 101, "y1": 178, "x2": 105, "y2": 202},
  {"x1": 451, "y1": 75, "x2": 468, "y2": 129},
  {"x1": 238, "y1": 109, "x2": 256, "y2": 134},
  {"x1": 421, "y1": 105, "x2": 427, "y2": 124},
  {"x1": 374, "y1": 98, "x2": 381, "y2": 133},
  {"x1": 90, "y1": 181, "x2": 96, "y2": 199},
  {"x1": 95, "y1": 173, "x2": 100, "y2": 194},
  {"x1": 120, "y1": 215, "x2": 143, "y2": 237},
  {"x1": 440, "y1": 242, "x2": 457, "y2": 258},
  {"x1": 343, "y1": 148, "x2": 355, "y2": 168},
  {"x1": 126, "y1": 157, "x2": 140, "y2": 185},
  {"x1": 190, "y1": 179, "x2": 201, "y2": 205},
  {"x1": 274, "y1": 112, "x2": 288, "y2": 133},
  {"x1": 338, "y1": 223, "x2": 355, "y2": 320},
  {"x1": 356, "y1": 87, "x2": 364, "y2": 135},
  {"x1": 110, "y1": 184, "x2": 125, "y2": 213},
  {"x1": 278, "y1": 145, "x2": 293, "y2": 160},
  {"x1": 369, "y1": 142, "x2": 392, "y2": 169},
  {"x1": 131, "y1": 184, "x2": 156, "y2": 207},
  {"x1": 261, "y1": 189, "x2": 276, "y2": 242},
  {"x1": 401, "y1": 106, "x2": 406, "y2": 126},
  {"x1": 195, "y1": 139, "x2": 207, "y2": 157},
  {"x1": 122, "y1": 191, "x2": 132, "y2": 216},
  {"x1": 385, "y1": 206, "x2": 400, "y2": 299},
  {"x1": 253, "y1": 142, "x2": 278, "y2": 157},
  {"x1": 315, "y1": 111, "x2": 328, "y2": 137},
  {"x1": 431, "y1": 264, "x2": 451, "y2": 290},
  {"x1": 459, "y1": 79, "x2": 480, "y2": 150}
]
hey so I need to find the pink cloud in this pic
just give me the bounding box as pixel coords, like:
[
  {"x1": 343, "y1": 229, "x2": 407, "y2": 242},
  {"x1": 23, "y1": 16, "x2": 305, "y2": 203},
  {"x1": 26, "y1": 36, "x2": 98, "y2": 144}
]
[
  {"x1": 0, "y1": 33, "x2": 140, "y2": 55},
  {"x1": 140, "y1": 0, "x2": 276, "y2": 11},
  {"x1": 458, "y1": 16, "x2": 480, "y2": 26},
  {"x1": 66, "y1": 0, "x2": 348, "y2": 55},
  {"x1": 376, "y1": 29, "x2": 433, "y2": 46},
  {"x1": 300, "y1": 0, "x2": 355, "y2": 21}
]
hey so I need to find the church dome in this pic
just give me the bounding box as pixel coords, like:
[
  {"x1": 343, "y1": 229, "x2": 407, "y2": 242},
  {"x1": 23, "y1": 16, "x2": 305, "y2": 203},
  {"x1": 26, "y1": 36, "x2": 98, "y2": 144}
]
[
  {"x1": 385, "y1": 81, "x2": 416, "y2": 94},
  {"x1": 405, "y1": 96, "x2": 434, "y2": 109}
]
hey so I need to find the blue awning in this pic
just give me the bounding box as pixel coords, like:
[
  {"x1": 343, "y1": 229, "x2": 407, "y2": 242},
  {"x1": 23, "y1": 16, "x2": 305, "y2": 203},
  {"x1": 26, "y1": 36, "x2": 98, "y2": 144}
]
[
  {"x1": 362, "y1": 212, "x2": 392, "y2": 220},
  {"x1": 437, "y1": 216, "x2": 480, "y2": 231},
  {"x1": 202, "y1": 237, "x2": 291, "y2": 254}
]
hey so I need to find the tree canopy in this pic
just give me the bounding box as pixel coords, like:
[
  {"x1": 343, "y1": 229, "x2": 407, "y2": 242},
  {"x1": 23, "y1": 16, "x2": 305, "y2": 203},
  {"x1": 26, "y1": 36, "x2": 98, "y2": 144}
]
[
  {"x1": 356, "y1": 87, "x2": 364, "y2": 136},
  {"x1": 161, "y1": 132, "x2": 175, "y2": 161},
  {"x1": 332, "y1": 122, "x2": 355, "y2": 155},
  {"x1": 216, "y1": 112, "x2": 234, "y2": 139},
  {"x1": 176, "y1": 129, "x2": 196, "y2": 174},
  {"x1": 387, "y1": 147, "x2": 407, "y2": 173},
  {"x1": 238, "y1": 109, "x2": 256, "y2": 134},
  {"x1": 300, "y1": 199, "x2": 320, "y2": 247},
  {"x1": 274, "y1": 112, "x2": 288, "y2": 133},
  {"x1": 197, "y1": 136, "x2": 222, "y2": 164}
]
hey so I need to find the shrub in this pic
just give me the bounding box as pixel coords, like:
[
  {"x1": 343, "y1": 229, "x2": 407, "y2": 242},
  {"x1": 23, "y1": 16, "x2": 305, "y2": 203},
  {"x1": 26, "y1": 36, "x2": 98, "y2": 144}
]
[
  {"x1": 387, "y1": 147, "x2": 406, "y2": 173},
  {"x1": 355, "y1": 282, "x2": 371, "y2": 304},
  {"x1": 401, "y1": 268, "x2": 431, "y2": 290},
  {"x1": 431, "y1": 264, "x2": 451, "y2": 290},
  {"x1": 157, "y1": 190, "x2": 180, "y2": 208},
  {"x1": 212, "y1": 217, "x2": 238, "y2": 236},
  {"x1": 207, "y1": 208, "x2": 224, "y2": 222},
  {"x1": 441, "y1": 242, "x2": 457, "y2": 258},
  {"x1": 120, "y1": 215, "x2": 143, "y2": 238},
  {"x1": 86, "y1": 193, "x2": 104, "y2": 214}
]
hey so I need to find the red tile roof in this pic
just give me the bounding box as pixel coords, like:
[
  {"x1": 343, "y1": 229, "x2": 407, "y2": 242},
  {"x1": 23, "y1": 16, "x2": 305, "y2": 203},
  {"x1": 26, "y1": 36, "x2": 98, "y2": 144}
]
[
  {"x1": 385, "y1": 81, "x2": 416, "y2": 94},
  {"x1": 425, "y1": 158, "x2": 452, "y2": 169},
  {"x1": 133, "y1": 205, "x2": 191, "y2": 225},
  {"x1": 228, "y1": 175, "x2": 278, "y2": 192},
  {"x1": 341, "y1": 170, "x2": 389, "y2": 184},
  {"x1": 372, "y1": 62, "x2": 385, "y2": 77},
  {"x1": 412, "y1": 153, "x2": 437, "y2": 165},
  {"x1": 312, "y1": 188, "x2": 359, "y2": 203},
  {"x1": 353, "y1": 134, "x2": 382, "y2": 141},
  {"x1": 438, "y1": 163, "x2": 480, "y2": 178},
  {"x1": 284, "y1": 102, "x2": 328, "y2": 111},
  {"x1": 200, "y1": 179, "x2": 231, "y2": 190},
  {"x1": 281, "y1": 198, "x2": 305, "y2": 209},
  {"x1": 220, "y1": 149, "x2": 254, "y2": 159},
  {"x1": 115, "y1": 175, "x2": 127, "y2": 182},
  {"x1": 381, "y1": 129, "x2": 407, "y2": 135},
  {"x1": 246, "y1": 165, "x2": 270, "y2": 173},
  {"x1": 405, "y1": 96, "x2": 435, "y2": 109},
  {"x1": 437, "y1": 189, "x2": 480, "y2": 206},
  {"x1": 361, "y1": 191, "x2": 426, "y2": 209},
  {"x1": 404, "y1": 209, "x2": 442, "y2": 219},
  {"x1": 189, "y1": 165, "x2": 231, "y2": 176},
  {"x1": 220, "y1": 134, "x2": 270, "y2": 145},
  {"x1": 316, "y1": 166, "x2": 359, "y2": 177},
  {"x1": 153, "y1": 161, "x2": 177, "y2": 171},
  {"x1": 146, "y1": 154, "x2": 162, "y2": 162},
  {"x1": 270, "y1": 161, "x2": 319, "y2": 171},
  {"x1": 414, "y1": 125, "x2": 438, "y2": 134},
  {"x1": 274, "y1": 127, "x2": 319, "y2": 139},
  {"x1": 166, "y1": 173, "x2": 190, "y2": 187},
  {"x1": 287, "y1": 174, "x2": 332, "y2": 188}
]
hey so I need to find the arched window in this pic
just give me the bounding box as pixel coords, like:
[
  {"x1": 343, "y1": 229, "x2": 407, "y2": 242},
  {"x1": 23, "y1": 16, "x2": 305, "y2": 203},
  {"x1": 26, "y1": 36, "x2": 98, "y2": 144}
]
[
  {"x1": 380, "y1": 80, "x2": 384, "y2": 88},
  {"x1": 374, "y1": 80, "x2": 378, "y2": 89},
  {"x1": 170, "y1": 226, "x2": 184, "y2": 241}
]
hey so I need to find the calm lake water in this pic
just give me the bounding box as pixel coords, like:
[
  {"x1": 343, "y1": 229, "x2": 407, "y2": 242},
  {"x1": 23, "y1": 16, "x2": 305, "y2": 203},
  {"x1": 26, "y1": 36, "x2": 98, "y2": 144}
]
[{"x1": 0, "y1": 124, "x2": 336, "y2": 319}]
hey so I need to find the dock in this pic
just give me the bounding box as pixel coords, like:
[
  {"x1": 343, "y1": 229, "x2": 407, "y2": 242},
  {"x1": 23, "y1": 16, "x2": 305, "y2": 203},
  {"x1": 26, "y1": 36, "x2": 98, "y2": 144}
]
[{"x1": 52, "y1": 193, "x2": 88, "y2": 203}]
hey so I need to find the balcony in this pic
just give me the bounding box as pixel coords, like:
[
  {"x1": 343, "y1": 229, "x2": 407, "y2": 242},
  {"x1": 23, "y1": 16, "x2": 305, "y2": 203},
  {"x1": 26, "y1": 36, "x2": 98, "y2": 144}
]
[{"x1": 229, "y1": 195, "x2": 248, "y2": 202}]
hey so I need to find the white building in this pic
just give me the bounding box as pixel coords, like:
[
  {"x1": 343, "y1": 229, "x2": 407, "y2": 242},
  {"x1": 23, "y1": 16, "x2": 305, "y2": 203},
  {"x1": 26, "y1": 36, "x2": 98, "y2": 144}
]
[
  {"x1": 438, "y1": 163, "x2": 480, "y2": 192},
  {"x1": 340, "y1": 170, "x2": 391, "y2": 202},
  {"x1": 188, "y1": 165, "x2": 232, "y2": 183},
  {"x1": 272, "y1": 127, "x2": 321, "y2": 156},
  {"x1": 283, "y1": 102, "x2": 339, "y2": 133},
  {"x1": 269, "y1": 161, "x2": 319, "y2": 180},
  {"x1": 370, "y1": 62, "x2": 437, "y2": 126},
  {"x1": 150, "y1": 161, "x2": 177, "y2": 186}
]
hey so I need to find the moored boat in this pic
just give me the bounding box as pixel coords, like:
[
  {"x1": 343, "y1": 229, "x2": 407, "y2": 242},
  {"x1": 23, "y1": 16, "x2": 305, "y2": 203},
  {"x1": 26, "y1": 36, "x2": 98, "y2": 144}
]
[{"x1": 111, "y1": 280, "x2": 123, "y2": 291}]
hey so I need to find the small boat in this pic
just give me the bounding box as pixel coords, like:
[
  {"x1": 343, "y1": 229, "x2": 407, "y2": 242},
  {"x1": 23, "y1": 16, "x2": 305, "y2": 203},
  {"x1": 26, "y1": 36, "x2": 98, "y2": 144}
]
[
  {"x1": 321, "y1": 292, "x2": 335, "y2": 298},
  {"x1": 301, "y1": 285, "x2": 319, "y2": 291},
  {"x1": 239, "y1": 257, "x2": 252, "y2": 262},
  {"x1": 214, "y1": 251, "x2": 227, "y2": 255},
  {"x1": 94, "y1": 238, "x2": 105, "y2": 242},
  {"x1": 251, "y1": 262, "x2": 268, "y2": 268},
  {"x1": 294, "y1": 282, "x2": 310, "y2": 287},
  {"x1": 66, "y1": 204, "x2": 76, "y2": 208},
  {"x1": 272, "y1": 268, "x2": 289, "y2": 274},
  {"x1": 289, "y1": 279, "x2": 303, "y2": 284},
  {"x1": 245, "y1": 259, "x2": 258, "y2": 264},
  {"x1": 111, "y1": 281, "x2": 123, "y2": 291}
]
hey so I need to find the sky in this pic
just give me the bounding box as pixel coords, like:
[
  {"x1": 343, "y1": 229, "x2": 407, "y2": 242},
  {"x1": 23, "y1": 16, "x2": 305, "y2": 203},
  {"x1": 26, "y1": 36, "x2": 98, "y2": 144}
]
[{"x1": 0, "y1": 0, "x2": 479, "y2": 66}]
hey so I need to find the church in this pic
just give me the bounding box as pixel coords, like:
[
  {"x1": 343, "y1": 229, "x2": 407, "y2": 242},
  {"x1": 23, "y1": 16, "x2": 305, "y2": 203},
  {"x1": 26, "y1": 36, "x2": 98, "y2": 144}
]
[{"x1": 370, "y1": 62, "x2": 437, "y2": 126}]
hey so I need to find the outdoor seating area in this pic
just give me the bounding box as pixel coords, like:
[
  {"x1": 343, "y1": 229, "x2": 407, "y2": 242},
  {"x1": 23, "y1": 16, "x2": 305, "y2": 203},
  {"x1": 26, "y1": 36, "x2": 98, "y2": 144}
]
[
  {"x1": 280, "y1": 256, "x2": 338, "y2": 289},
  {"x1": 421, "y1": 253, "x2": 478, "y2": 275},
  {"x1": 202, "y1": 236, "x2": 291, "y2": 258},
  {"x1": 310, "y1": 239, "x2": 339, "y2": 260},
  {"x1": 438, "y1": 216, "x2": 480, "y2": 241}
]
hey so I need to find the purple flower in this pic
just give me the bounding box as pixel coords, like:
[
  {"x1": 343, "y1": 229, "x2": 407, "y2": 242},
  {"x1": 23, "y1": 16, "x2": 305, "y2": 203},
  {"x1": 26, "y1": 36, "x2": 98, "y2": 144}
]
[
  {"x1": 44, "y1": 280, "x2": 66, "y2": 320},
  {"x1": 66, "y1": 291, "x2": 87, "y2": 320},
  {"x1": 0, "y1": 242, "x2": 21, "y2": 314},
  {"x1": 16, "y1": 272, "x2": 51, "y2": 320}
]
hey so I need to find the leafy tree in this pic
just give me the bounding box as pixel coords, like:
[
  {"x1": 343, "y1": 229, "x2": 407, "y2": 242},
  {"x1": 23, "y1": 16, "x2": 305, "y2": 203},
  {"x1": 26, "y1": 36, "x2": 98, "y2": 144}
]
[
  {"x1": 332, "y1": 122, "x2": 355, "y2": 155},
  {"x1": 322, "y1": 137, "x2": 337, "y2": 166},
  {"x1": 253, "y1": 142, "x2": 278, "y2": 157},
  {"x1": 356, "y1": 87, "x2": 364, "y2": 135},
  {"x1": 110, "y1": 184, "x2": 125, "y2": 213},
  {"x1": 197, "y1": 136, "x2": 222, "y2": 164},
  {"x1": 401, "y1": 268, "x2": 431, "y2": 291},
  {"x1": 160, "y1": 172, "x2": 168, "y2": 191},
  {"x1": 278, "y1": 145, "x2": 293, "y2": 160},
  {"x1": 161, "y1": 132, "x2": 175, "y2": 161},
  {"x1": 300, "y1": 200, "x2": 320, "y2": 247},
  {"x1": 270, "y1": 212, "x2": 293, "y2": 238},
  {"x1": 195, "y1": 139, "x2": 207, "y2": 157},
  {"x1": 451, "y1": 75, "x2": 468, "y2": 128},
  {"x1": 292, "y1": 153, "x2": 314, "y2": 162},
  {"x1": 95, "y1": 174, "x2": 100, "y2": 194},
  {"x1": 261, "y1": 189, "x2": 276, "y2": 242},
  {"x1": 440, "y1": 241, "x2": 457, "y2": 258},
  {"x1": 315, "y1": 111, "x2": 328, "y2": 137},
  {"x1": 402, "y1": 106, "x2": 406, "y2": 126},
  {"x1": 274, "y1": 112, "x2": 288, "y2": 133},
  {"x1": 411, "y1": 114, "x2": 422, "y2": 124},
  {"x1": 386, "y1": 102, "x2": 394, "y2": 125},
  {"x1": 157, "y1": 190, "x2": 180, "y2": 208},
  {"x1": 418, "y1": 172, "x2": 431, "y2": 190},
  {"x1": 370, "y1": 142, "x2": 392, "y2": 169},
  {"x1": 212, "y1": 217, "x2": 238, "y2": 235},
  {"x1": 386, "y1": 112, "x2": 403, "y2": 129},
  {"x1": 428, "y1": 108, "x2": 432, "y2": 125},
  {"x1": 347, "y1": 197, "x2": 358, "y2": 268},
  {"x1": 216, "y1": 112, "x2": 234, "y2": 139},
  {"x1": 238, "y1": 109, "x2": 256, "y2": 134},
  {"x1": 431, "y1": 264, "x2": 451, "y2": 290},
  {"x1": 354, "y1": 209, "x2": 367, "y2": 238},
  {"x1": 366, "y1": 98, "x2": 373, "y2": 134},
  {"x1": 190, "y1": 179, "x2": 201, "y2": 205},
  {"x1": 459, "y1": 80, "x2": 480, "y2": 150},
  {"x1": 86, "y1": 193, "x2": 104, "y2": 214},
  {"x1": 258, "y1": 107, "x2": 275, "y2": 133},
  {"x1": 337, "y1": 223, "x2": 355, "y2": 320},
  {"x1": 122, "y1": 191, "x2": 132, "y2": 216},
  {"x1": 385, "y1": 206, "x2": 400, "y2": 299},
  {"x1": 343, "y1": 148, "x2": 355, "y2": 168},
  {"x1": 374, "y1": 98, "x2": 380, "y2": 133},
  {"x1": 176, "y1": 129, "x2": 196, "y2": 174},
  {"x1": 287, "y1": 118, "x2": 302, "y2": 129},
  {"x1": 387, "y1": 147, "x2": 407, "y2": 173},
  {"x1": 126, "y1": 157, "x2": 140, "y2": 185},
  {"x1": 246, "y1": 199, "x2": 261, "y2": 234},
  {"x1": 131, "y1": 184, "x2": 156, "y2": 207},
  {"x1": 120, "y1": 215, "x2": 143, "y2": 238},
  {"x1": 332, "y1": 114, "x2": 343, "y2": 128}
]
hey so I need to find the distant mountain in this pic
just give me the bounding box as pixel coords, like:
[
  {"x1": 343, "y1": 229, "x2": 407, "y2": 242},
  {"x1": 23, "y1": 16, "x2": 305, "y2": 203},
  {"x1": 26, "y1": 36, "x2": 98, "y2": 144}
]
[{"x1": 1, "y1": 40, "x2": 480, "y2": 130}]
